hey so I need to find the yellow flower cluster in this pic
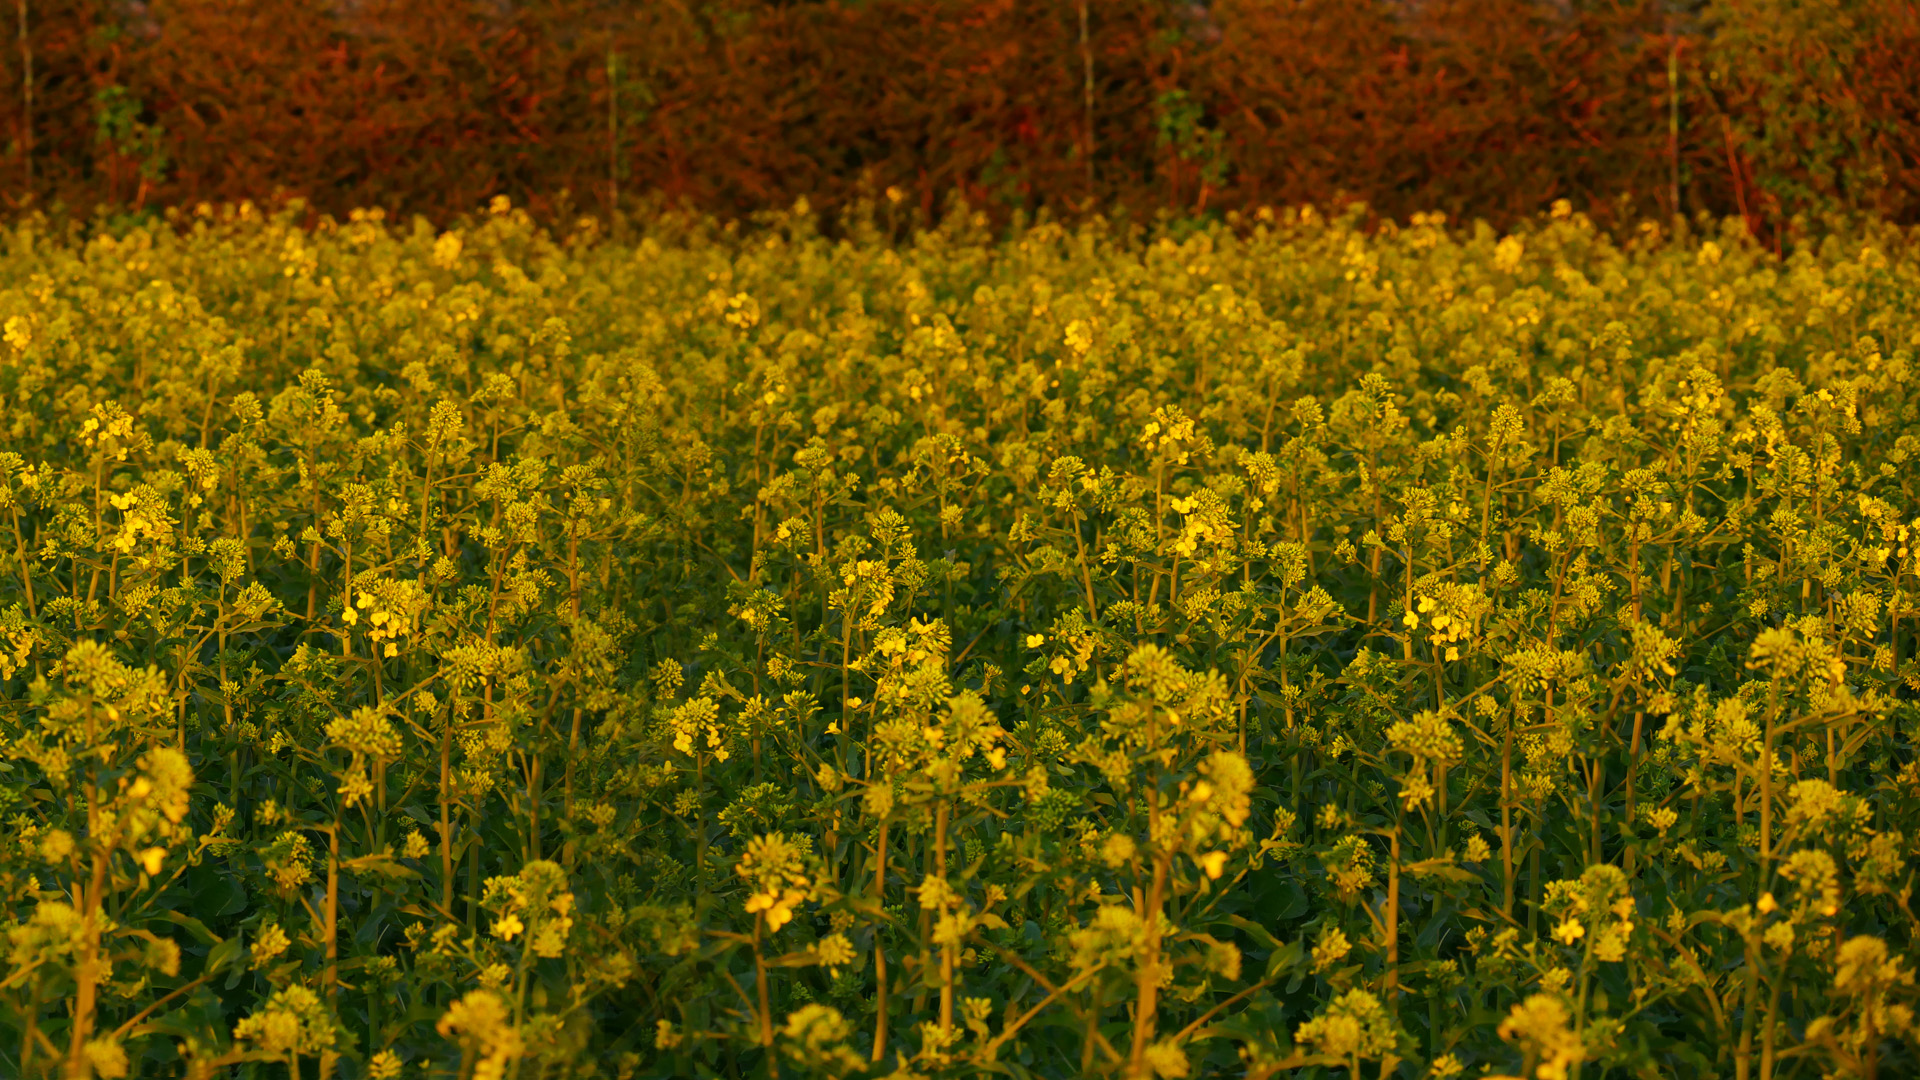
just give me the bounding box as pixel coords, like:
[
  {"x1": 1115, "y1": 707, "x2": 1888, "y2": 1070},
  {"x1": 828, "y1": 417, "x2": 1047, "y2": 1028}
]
[
  {"x1": 1405, "y1": 592, "x2": 1476, "y2": 661},
  {"x1": 737, "y1": 832, "x2": 816, "y2": 932},
  {"x1": 76, "y1": 402, "x2": 141, "y2": 462},
  {"x1": 665, "y1": 696, "x2": 730, "y2": 761},
  {"x1": 482, "y1": 860, "x2": 575, "y2": 959},
  {"x1": 233, "y1": 985, "x2": 340, "y2": 1060},
  {"x1": 1497, "y1": 994, "x2": 1585, "y2": 1080},
  {"x1": 339, "y1": 579, "x2": 428, "y2": 656},
  {"x1": 1544, "y1": 866, "x2": 1636, "y2": 962},
  {"x1": 436, "y1": 990, "x2": 524, "y2": 1080}
]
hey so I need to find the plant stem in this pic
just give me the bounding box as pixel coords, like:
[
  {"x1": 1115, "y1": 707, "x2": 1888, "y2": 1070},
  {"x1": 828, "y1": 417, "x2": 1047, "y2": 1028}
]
[{"x1": 872, "y1": 816, "x2": 890, "y2": 1064}]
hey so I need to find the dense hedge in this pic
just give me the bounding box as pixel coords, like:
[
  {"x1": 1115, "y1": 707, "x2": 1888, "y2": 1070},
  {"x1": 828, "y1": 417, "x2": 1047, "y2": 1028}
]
[
  {"x1": 0, "y1": 197, "x2": 1916, "y2": 1076},
  {"x1": 2, "y1": 0, "x2": 1919, "y2": 235}
]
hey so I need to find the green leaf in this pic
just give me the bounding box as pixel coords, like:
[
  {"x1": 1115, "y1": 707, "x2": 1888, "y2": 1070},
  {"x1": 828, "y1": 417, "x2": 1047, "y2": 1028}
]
[
  {"x1": 161, "y1": 910, "x2": 219, "y2": 945},
  {"x1": 1263, "y1": 938, "x2": 1306, "y2": 980},
  {"x1": 1225, "y1": 913, "x2": 1282, "y2": 950},
  {"x1": 204, "y1": 935, "x2": 243, "y2": 974},
  {"x1": 342, "y1": 853, "x2": 421, "y2": 879}
]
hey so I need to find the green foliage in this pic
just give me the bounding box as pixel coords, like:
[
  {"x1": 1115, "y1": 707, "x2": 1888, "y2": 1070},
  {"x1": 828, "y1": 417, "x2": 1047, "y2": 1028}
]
[
  {"x1": 0, "y1": 195, "x2": 1916, "y2": 1079},
  {"x1": 1705, "y1": 0, "x2": 1890, "y2": 221}
]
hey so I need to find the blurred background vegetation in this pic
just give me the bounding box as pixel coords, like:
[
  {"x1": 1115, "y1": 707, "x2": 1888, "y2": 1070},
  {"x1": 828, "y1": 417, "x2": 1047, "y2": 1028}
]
[{"x1": 1, "y1": 0, "x2": 1917, "y2": 239}]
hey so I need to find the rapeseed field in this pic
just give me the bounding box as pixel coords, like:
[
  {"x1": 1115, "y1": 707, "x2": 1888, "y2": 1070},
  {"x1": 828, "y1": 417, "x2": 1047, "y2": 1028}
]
[{"x1": 0, "y1": 195, "x2": 1915, "y2": 1079}]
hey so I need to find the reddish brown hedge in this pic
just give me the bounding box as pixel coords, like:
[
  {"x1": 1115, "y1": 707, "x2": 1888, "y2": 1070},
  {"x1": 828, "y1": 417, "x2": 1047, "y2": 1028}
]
[{"x1": 1, "y1": 0, "x2": 1915, "y2": 233}]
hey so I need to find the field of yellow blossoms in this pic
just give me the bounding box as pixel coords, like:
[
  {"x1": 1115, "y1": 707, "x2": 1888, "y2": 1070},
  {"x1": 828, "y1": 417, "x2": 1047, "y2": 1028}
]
[{"x1": 0, "y1": 194, "x2": 1916, "y2": 1079}]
